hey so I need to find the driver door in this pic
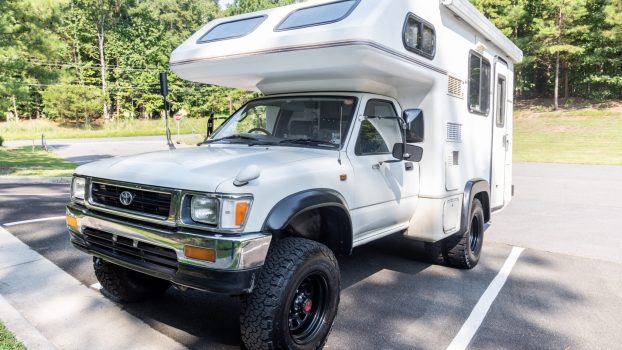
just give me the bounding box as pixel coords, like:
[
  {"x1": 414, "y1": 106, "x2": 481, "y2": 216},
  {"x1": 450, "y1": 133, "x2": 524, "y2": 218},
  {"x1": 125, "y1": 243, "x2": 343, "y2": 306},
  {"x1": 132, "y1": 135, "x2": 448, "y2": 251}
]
[{"x1": 348, "y1": 98, "x2": 419, "y2": 238}]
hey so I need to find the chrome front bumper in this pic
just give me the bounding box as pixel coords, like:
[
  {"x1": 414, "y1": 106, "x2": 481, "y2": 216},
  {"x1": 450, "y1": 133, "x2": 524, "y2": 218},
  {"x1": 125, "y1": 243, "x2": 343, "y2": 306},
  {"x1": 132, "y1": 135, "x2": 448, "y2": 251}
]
[{"x1": 66, "y1": 204, "x2": 272, "y2": 294}]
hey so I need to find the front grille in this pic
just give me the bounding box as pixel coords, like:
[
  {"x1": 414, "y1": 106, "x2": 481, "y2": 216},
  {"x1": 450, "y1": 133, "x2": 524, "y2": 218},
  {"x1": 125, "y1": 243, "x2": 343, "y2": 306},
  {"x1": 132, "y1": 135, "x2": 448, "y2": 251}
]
[
  {"x1": 83, "y1": 228, "x2": 178, "y2": 271},
  {"x1": 91, "y1": 182, "x2": 172, "y2": 218}
]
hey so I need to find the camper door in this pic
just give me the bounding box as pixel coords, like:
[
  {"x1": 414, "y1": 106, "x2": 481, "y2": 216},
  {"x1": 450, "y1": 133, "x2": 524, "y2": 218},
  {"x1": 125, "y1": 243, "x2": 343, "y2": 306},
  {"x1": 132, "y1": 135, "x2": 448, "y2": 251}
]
[{"x1": 491, "y1": 60, "x2": 510, "y2": 209}]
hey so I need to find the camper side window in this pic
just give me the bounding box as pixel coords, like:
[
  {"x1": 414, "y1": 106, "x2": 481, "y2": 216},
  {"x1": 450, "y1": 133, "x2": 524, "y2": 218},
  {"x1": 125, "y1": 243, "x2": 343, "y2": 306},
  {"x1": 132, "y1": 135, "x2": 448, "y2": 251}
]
[
  {"x1": 403, "y1": 14, "x2": 436, "y2": 59},
  {"x1": 468, "y1": 52, "x2": 491, "y2": 115}
]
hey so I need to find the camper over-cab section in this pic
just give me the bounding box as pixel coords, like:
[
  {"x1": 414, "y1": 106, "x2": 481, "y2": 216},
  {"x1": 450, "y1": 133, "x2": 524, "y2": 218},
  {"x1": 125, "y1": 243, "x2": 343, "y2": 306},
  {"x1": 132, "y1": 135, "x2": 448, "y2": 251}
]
[{"x1": 170, "y1": 0, "x2": 523, "y2": 241}]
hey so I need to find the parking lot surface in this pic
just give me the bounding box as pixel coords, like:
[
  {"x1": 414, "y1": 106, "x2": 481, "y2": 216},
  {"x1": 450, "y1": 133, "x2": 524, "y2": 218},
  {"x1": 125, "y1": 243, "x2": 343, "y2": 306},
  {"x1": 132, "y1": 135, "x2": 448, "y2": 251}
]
[{"x1": 1, "y1": 162, "x2": 621, "y2": 349}]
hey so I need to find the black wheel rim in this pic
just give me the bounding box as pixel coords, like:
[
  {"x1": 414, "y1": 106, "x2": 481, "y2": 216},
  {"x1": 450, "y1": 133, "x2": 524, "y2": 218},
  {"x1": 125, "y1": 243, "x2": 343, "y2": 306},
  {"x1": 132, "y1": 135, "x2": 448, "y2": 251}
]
[
  {"x1": 470, "y1": 216, "x2": 481, "y2": 252},
  {"x1": 288, "y1": 272, "x2": 329, "y2": 345}
]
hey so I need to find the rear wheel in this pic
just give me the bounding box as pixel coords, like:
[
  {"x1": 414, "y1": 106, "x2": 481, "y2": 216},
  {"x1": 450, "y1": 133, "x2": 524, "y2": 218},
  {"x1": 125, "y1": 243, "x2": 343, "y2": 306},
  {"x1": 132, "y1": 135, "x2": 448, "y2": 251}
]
[
  {"x1": 93, "y1": 257, "x2": 171, "y2": 302},
  {"x1": 240, "y1": 238, "x2": 340, "y2": 350},
  {"x1": 443, "y1": 199, "x2": 485, "y2": 269}
]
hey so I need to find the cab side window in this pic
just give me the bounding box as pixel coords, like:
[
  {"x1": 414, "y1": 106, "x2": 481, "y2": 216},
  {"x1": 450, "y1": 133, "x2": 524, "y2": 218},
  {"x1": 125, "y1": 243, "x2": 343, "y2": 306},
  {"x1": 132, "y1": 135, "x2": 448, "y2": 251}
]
[
  {"x1": 355, "y1": 100, "x2": 402, "y2": 156},
  {"x1": 356, "y1": 120, "x2": 390, "y2": 155}
]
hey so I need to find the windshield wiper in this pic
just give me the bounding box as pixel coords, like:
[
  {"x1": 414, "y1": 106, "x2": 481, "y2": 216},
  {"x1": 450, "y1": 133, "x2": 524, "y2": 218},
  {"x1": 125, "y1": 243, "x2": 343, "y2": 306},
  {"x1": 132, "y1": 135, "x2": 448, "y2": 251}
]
[
  {"x1": 199, "y1": 135, "x2": 262, "y2": 145},
  {"x1": 279, "y1": 139, "x2": 338, "y2": 148}
]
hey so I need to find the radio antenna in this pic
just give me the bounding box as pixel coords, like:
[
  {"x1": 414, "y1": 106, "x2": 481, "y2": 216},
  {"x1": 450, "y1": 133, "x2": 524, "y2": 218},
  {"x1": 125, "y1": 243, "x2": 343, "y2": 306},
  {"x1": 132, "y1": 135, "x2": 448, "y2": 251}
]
[
  {"x1": 159, "y1": 72, "x2": 175, "y2": 150},
  {"x1": 337, "y1": 105, "x2": 343, "y2": 165}
]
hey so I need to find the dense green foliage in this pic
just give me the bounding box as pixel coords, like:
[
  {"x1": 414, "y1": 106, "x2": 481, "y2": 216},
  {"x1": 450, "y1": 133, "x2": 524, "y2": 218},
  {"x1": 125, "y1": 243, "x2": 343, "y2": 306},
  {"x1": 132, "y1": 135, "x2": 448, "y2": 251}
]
[
  {"x1": 472, "y1": 0, "x2": 622, "y2": 102},
  {"x1": 0, "y1": 0, "x2": 620, "y2": 123}
]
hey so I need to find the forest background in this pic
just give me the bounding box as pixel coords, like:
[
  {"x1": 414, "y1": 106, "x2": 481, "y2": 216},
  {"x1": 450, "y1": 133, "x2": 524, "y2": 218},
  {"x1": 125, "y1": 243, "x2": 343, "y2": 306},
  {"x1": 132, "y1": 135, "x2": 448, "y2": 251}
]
[{"x1": 0, "y1": 0, "x2": 621, "y2": 126}]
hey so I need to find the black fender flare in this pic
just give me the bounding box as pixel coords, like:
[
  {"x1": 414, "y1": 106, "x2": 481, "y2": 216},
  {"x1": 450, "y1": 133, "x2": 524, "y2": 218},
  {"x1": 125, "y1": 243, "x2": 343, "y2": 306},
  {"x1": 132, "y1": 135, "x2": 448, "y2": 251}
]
[
  {"x1": 459, "y1": 179, "x2": 491, "y2": 235},
  {"x1": 262, "y1": 189, "x2": 353, "y2": 254}
]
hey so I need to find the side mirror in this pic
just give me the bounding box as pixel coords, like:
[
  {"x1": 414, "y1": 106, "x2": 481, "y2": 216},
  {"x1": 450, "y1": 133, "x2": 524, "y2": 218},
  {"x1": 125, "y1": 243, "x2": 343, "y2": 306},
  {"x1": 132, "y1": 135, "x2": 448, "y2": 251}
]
[
  {"x1": 392, "y1": 143, "x2": 423, "y2": 162},
  {"x1": 402, "y1": 109, "x2": 424, "y2": 143}
]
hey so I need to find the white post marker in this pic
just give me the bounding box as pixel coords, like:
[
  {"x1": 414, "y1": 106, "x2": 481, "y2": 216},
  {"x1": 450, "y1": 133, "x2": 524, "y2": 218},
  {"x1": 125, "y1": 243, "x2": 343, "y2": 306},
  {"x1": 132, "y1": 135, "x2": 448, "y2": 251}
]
[{"x1": 446, "y1": 246, "x2": 525, "y2": 350}]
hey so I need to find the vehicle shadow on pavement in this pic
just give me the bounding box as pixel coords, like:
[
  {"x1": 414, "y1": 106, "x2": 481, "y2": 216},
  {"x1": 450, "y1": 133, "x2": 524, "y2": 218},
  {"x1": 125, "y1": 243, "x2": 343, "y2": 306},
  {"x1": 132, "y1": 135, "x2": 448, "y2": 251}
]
[{"x1": 92, "y1": 234, "x2": 582, "y2": 349}]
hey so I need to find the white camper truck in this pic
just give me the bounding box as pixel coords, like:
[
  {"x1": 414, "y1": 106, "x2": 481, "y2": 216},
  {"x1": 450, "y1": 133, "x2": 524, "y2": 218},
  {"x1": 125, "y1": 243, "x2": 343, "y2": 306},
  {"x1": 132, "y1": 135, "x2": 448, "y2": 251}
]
[{"x1": 66, "y1": 0, "x2": 523, "y2": 348}]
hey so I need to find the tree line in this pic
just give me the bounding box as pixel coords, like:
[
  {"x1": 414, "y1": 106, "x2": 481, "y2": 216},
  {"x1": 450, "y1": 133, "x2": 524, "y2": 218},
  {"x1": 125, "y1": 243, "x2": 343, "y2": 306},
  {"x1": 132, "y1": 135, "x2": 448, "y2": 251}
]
[{"x1": 1, "y1": 0, "x2": 620, "y2": 125}]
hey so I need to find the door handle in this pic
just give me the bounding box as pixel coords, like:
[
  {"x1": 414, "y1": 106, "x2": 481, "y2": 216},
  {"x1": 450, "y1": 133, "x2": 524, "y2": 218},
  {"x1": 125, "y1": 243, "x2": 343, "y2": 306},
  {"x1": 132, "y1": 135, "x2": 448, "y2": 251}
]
[{"x1": 373, "y1": 159, "x2": 401, "y2": 170}]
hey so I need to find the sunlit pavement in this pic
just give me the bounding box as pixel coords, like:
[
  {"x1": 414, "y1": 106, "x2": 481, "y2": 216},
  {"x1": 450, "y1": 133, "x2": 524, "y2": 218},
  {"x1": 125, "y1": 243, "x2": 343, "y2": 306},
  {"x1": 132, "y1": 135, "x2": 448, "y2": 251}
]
[
  {"x1": 5, "y1": 135, "x2": 197, "y2": 165},
  {"x1": 0, "y1": 162, "x2": 621, "y2": 349}
]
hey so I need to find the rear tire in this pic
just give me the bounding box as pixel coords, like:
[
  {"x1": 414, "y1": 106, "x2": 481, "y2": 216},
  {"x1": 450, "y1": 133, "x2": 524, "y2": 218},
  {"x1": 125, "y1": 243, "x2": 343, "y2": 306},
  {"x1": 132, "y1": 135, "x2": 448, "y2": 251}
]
[
  {"x1": 443, "y1": 199, "x2": 485, "y2": 269},
  {"x1": 93, "y1": 257, "x2": 171, "y2": 302},
  {"x1": 240, "y1": 238, "x2": 340, "y2": 350}
]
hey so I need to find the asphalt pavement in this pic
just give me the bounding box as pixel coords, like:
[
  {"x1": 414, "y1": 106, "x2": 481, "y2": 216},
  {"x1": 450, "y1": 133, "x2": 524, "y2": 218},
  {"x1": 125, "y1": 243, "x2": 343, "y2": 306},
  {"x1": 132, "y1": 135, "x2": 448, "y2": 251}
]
[
  {"x1": 6, "y1": 135, "x2": 197, "y2": 164},
  {"x1": 0, "y1": 162, "x2": 620, "y2": 349}
]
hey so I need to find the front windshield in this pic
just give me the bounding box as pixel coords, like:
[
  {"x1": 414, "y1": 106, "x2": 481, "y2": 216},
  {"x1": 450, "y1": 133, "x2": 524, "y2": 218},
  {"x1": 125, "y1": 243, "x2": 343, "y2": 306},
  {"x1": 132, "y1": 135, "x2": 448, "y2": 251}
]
[{"x1": 208, "y1": 96, "x2": 358, "y2": 150}]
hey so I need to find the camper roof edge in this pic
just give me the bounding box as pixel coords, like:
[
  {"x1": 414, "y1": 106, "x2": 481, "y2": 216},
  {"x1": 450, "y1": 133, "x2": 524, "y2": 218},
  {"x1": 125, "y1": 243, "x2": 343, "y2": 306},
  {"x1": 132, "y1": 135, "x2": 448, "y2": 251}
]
[{"x1": 441, "y1": 0, "x2": 523, "y2": 63}]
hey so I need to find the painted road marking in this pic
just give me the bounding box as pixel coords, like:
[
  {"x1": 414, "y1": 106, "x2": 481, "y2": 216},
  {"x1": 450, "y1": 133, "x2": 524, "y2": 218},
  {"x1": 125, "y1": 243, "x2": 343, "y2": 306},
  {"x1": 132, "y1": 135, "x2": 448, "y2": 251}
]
[
  {"x1": 446, "y1": 246, "x2": 525, "y2": 350},
  {"x1": 0, "y1": 193, "x2": 69, "y2": 196},
  {"x1": 3, "y1": 216, "x2": 66, "y2": 227}
]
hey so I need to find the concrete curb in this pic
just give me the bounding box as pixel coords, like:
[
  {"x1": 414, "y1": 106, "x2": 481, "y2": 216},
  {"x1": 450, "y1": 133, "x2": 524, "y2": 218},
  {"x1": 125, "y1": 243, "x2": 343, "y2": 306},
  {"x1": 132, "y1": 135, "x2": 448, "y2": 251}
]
[
  {"x1": 0, "y1": 176, "x2": 72, "y2": 185},
  {"x1": 0, "y1": 226, "x2": 187, "y2": 350},
  {"x1": 0, "y1": 293, "x2": 57, "y2": 350}
]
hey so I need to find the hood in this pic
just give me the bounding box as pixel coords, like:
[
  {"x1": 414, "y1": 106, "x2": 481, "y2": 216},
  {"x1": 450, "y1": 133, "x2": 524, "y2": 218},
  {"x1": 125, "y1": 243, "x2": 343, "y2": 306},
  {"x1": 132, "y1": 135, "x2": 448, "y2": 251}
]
[{"x1": 75, "y1": 145, "x2": 326, "y2": 192}]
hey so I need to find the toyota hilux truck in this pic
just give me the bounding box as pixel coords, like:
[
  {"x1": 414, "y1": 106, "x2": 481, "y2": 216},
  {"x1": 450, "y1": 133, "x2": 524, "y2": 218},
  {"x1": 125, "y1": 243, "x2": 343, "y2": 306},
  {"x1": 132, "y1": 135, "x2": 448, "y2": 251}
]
[{"x1": 66, "y1": 0, "x2": 522, "y2": 349}]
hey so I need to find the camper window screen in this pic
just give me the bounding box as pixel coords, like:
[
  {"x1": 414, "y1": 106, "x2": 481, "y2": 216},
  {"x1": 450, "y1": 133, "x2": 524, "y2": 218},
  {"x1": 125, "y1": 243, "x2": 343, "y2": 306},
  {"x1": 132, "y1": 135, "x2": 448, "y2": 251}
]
[
  {"x1": 403, "y1": 14, "x2": 435, "y2": 59},
  {"x1": 468, "y1": 52, "x2": 491, "y2": 115},
  {"x1": 198, "y1": 16, "x2": 266, "y2": 43},
  {"x1": 276, "y1": 0, "x2": 359, "y2": 31}
]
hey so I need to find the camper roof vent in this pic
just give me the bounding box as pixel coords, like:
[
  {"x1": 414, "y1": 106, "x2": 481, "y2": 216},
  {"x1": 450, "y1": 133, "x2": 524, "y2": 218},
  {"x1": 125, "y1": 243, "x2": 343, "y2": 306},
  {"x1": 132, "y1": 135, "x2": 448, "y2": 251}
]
[{"x1": 448, "y1": 75, "x2": 464, "y2": 99}]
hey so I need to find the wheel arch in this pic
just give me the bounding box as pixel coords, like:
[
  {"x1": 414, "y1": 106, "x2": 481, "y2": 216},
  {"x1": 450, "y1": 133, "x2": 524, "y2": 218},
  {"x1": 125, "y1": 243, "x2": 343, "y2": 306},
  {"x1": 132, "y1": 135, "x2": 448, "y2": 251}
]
[
  {"x1": 460, "y1": 179, "x2": 491, "y2": 235},
  {"x1": 262, "y1": 189, "x2": 353, "y2": 255}
]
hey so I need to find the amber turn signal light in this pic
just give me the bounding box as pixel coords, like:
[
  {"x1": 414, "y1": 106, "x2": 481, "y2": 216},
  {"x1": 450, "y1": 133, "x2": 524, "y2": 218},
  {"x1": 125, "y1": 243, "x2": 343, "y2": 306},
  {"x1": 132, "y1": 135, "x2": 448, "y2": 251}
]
[
  {"x1": 66, "y1": 215, "x2": 78, "y2": 230},
  {"x1": 184, "y1": 245, "x2": 216, "y2": 262},
  {"x1": 235, "y1": 202, "x2": 249, "y2": 226}
]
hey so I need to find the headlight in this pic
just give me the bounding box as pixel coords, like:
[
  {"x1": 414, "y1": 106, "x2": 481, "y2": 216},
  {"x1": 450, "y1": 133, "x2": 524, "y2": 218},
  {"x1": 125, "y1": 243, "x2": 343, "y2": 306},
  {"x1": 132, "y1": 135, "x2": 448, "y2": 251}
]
[
  {"x1": 220, "y1": 198, "x2": 251, "y2": 229},
  {"x1": 191, "y1": 196, "x2": 219, "y2": 225},
  {"x1": 71, "y1": 177, "x2": 86, "y2": 200}
]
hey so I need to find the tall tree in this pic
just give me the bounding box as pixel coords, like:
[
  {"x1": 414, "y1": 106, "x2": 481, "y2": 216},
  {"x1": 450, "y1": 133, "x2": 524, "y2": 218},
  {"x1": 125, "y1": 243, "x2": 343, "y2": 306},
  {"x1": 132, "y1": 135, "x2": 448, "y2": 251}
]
[
  {"x1": 533, "y1": 0, "x2": 588, "y2": 109},
  {"x1": 72, "y1": 0, "x2": 125, "y2": 121},
  {"x1": 604, "y1": 0, "x2": 622, "y2": 42}
]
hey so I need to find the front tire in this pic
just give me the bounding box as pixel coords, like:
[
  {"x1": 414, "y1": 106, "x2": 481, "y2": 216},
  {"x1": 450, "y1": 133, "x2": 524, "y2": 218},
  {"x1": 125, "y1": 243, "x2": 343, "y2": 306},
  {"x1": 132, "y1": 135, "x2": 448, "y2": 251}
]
[
  {"x1": 443, "y1": 199, "x2": 485, "y2": 269},
  {"x1": 93, "y1": 257, "x2": 171, "y2": 302},
  {"x1": 240, "y1": 238, "x2": 340, "y2": 350}
]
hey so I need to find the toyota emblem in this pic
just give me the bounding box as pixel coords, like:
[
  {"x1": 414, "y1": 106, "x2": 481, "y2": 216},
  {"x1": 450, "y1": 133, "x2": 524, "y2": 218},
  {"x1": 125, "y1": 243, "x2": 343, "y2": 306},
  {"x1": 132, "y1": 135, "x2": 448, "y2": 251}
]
[{"x1": 119, "y1": 191, "x2": 134, "y2": 206}]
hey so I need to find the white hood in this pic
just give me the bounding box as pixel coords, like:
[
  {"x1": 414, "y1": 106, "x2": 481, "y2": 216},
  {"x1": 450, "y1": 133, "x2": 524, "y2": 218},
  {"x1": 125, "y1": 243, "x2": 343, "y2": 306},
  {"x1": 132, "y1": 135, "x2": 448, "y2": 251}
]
[{"x1": 75, "y1": 145, "x2": 326, "y2": 193}]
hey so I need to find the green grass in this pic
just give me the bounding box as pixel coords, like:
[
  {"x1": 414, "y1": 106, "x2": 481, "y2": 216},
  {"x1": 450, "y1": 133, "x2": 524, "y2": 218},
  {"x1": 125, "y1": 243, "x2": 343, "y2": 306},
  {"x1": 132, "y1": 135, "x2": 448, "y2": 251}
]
[
  {"x1": 0, "y1": 322, "x2": 26, "y2": 350},
  {"x1": 0, "y1": 146, "x2": 76, "y2": 176},
  {"x1": 0, "y1": 117, "x2": 224, "y2": 141},
  {"x1": 513, "y1": 106, "x2": 622, "y2": 165}
]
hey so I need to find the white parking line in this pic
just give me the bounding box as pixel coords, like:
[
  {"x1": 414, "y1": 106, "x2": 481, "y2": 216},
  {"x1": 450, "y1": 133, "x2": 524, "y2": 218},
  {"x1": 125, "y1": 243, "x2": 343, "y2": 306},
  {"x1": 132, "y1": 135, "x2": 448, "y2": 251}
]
[
  {"x1": 446, "y1": 246, "x2": 525, "y2": 350},
  {"x1": 0, "y1": 193, "x2": 69, "y2": 196},
  {"x1": 3, "y1": 216, "x2": 66, "y2": 227}
]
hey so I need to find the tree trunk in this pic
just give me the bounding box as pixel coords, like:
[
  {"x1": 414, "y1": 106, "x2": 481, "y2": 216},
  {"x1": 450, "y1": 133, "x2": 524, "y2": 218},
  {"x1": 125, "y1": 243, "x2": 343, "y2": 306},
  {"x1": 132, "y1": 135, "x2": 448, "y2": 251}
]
[
  {"x1": 554, "y1": 51, "x2": 560, "y2": 111},
  {"x1": 11, "y1": 95, "x2": 19, "y2": 121},
  {"x1": 563, "y1": 61, "x2": 569, "y2": 100},
  {"x1": 97, "y1": 30, "x2": 109, "y2": 121}
]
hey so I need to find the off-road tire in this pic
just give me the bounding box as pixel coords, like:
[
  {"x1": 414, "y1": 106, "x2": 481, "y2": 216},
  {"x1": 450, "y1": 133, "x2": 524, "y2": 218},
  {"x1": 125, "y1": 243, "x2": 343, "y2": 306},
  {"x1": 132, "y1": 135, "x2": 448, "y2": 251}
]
[
  {"x1": 93, "y1": 257, "x2": 171, "y2": 302},
  {"x1": 240, "y1": 238, "x2": 340, "y2": 350},
  {"x1": 442, "y1": 199, "x2": 485, "y2": 269}
]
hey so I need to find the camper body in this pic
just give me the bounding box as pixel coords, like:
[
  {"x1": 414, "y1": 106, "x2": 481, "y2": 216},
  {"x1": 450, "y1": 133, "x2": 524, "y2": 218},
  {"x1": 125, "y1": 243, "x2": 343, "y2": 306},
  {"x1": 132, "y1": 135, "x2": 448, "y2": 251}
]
[{"x1": 66, "y1": 1, "x2": 522, "y2": 348}]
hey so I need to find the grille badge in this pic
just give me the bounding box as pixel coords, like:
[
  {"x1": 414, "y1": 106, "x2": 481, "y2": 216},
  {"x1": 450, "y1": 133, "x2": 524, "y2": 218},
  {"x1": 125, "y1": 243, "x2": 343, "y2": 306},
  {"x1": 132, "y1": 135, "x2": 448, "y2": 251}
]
[{"x1": 119, "y1": 191, "x2": 134, "y2": 206}]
